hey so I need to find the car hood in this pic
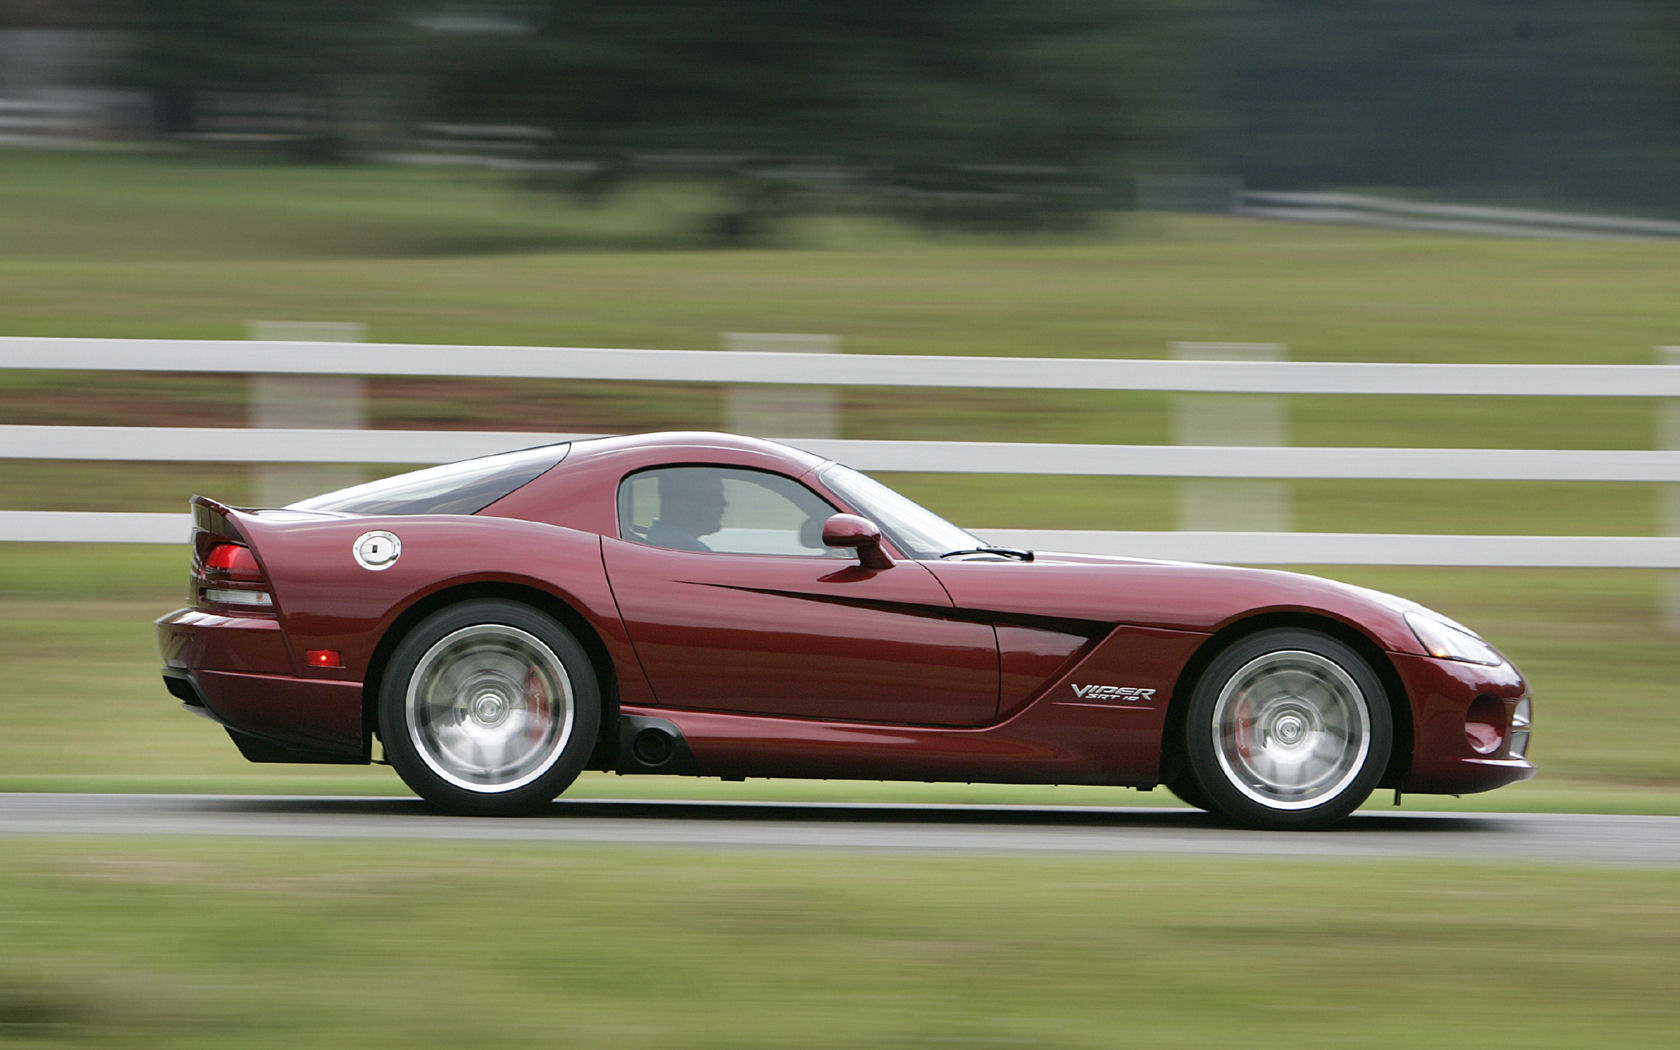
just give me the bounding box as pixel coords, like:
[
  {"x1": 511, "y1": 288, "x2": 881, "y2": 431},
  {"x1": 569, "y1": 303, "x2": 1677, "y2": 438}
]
[{"x1": 923, "y1": 550, "x2": 1431, "y2": 655}]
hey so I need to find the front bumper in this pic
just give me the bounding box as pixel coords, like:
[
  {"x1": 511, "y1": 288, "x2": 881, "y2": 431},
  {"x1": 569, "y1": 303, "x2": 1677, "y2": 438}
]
[{"x1": 1392, "y1": 651, "x2": 1535, "y2": 795}]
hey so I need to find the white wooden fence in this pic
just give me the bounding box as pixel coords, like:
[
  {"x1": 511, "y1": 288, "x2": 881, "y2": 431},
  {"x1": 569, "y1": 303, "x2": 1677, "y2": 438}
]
[
  {"x1": 3, "y1": 336, "x2": 1677, "y2": 568},
  {"x1": 1237, "y1": 191, "x2": 1680, "y2": 242}
]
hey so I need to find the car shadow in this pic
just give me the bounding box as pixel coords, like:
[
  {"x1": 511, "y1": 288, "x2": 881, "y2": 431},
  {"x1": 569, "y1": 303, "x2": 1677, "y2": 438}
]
[
  {"x1": 198, "y1": 794, "x2": 1505, "y2": 833},
  {"x1": 551, "y1": 799, "x2": 1505, "y2": 834}
]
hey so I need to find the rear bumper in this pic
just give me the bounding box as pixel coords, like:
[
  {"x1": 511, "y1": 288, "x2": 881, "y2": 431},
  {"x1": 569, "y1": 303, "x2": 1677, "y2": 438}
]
[
  {"x1": 1392, "y1": 652, "x2": 1535, "y2": 795},
  {"x1": 157, "y1": 608, "x2": 367, "y2": 761}
]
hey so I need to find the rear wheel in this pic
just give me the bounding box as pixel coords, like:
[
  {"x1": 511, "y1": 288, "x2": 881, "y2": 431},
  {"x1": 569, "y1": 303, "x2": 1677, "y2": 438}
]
[
  {"x1": 1184, "y1": 629, "x2": 1391, "y2": 831},
  {"x1": 379, "y1": 600, "x2": 600, "y2": 815}
]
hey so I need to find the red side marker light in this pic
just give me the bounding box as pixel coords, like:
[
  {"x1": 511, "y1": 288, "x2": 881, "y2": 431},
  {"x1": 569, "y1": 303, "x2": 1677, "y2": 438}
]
[{"x1": 306, "y1": 650, "x2": 343, "y2": 669}]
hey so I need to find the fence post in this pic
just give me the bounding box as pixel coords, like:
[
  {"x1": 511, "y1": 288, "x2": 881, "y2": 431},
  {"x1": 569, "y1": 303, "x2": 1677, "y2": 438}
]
[
  {"x1": 247, "y1": 321, "x2": 367, "y2": 507},
  {"x1": 723, "y1": 333, "x2": 839, "y2": 439},
  {"x1": 1172, "y1": 342, "x2": 1290, "y2": 533},
  {"x1": 1661, "y1": 346, "x2": 1680, "y2": 630}
]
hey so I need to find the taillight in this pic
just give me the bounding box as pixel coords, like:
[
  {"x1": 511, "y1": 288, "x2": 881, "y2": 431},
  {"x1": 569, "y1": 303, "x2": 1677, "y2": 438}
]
[
  {"x1": 206, "y1": 543, "x2": 263, "y2": 581},
  {"x1": 200, "y1": 542, "x2": 273, "y2": 609}
]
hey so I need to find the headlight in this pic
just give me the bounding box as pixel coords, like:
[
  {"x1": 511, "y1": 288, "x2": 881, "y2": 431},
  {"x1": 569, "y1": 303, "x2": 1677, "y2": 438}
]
[
  {"x1": 1405, "y1": 611, "x2": 1504, "y2": 666},
  {"x1": 1509, "y1": 697, "x2": 1532, "y2": 758}
]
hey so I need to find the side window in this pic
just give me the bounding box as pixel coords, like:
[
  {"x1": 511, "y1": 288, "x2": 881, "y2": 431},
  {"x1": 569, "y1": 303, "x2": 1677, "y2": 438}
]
[{"x1": 619, "y1": 467, "x2": 837, "y2": 556}]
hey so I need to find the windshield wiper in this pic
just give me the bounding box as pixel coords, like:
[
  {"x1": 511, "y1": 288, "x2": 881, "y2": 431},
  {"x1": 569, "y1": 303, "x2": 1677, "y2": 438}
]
[{"x1": 939, "y1": 546, "x2": 1034, "y2": 561}]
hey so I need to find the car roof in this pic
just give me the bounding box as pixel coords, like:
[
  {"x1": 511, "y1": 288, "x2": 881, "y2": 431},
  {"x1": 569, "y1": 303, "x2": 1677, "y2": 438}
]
[
  {"x1": 478, "y1": 431, "x2": 832, "y2": 535},
  {"x1": 560, "y1": 431, "x2": 829, "y2": 474}
]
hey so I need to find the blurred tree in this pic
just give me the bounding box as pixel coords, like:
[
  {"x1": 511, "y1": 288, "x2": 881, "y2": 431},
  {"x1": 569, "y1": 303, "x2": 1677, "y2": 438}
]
[
  {"x1": 1201, "y1": 0, "x2": 1679, "y2": 210},
  {"x1": 417, "y1": 0, "x2": 1209, "y2": 236},
  {"x1": 0, "y1": 0, "x2": 111, "y2": 29},
  {"x1": 1629, "y1": 0, "x2": 1680, "y2": 207},
  {"x1": 114, "y1": 0, "x2": 409, "y2": 154},
  {"x1": 74, "y1": 0, "x2": 1680, "y2": 223}
]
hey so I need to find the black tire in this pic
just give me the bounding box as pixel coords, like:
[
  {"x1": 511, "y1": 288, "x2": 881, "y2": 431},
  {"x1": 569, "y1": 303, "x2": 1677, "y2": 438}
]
[
  {"x1": 378, "y1": 600, "x2": 600, "y2": 816},
  {"x1": 1164, "y1": 768, "x2": 1213, "y2": 813},
  {"x1": 1184, "y1": 628, "x2": 1392, "y2": 831}
]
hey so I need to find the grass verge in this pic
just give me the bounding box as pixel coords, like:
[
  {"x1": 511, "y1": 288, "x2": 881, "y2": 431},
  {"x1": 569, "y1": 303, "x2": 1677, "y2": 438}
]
[
  {"x1": 1, "y1": 150, "x2": 1676, "y2": 812},
  {"x1": 1, "y1": 839, "x2": 1676, "y2": 1049}
]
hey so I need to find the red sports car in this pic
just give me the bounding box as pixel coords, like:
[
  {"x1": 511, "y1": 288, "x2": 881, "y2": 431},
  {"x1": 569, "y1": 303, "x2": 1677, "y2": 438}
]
[{"x1": 156, "y1": 432, "x2": 1533, "y2": 829}]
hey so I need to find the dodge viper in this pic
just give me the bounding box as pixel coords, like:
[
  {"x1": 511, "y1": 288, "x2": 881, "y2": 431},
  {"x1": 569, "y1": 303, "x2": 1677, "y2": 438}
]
[{"x1": 156, "y1": 432, "x2": 1534, "y2": 829}]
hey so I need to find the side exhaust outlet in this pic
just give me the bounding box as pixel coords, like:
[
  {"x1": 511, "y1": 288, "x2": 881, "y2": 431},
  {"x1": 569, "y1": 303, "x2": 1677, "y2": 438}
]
[
  {"x1": 631, "y1": 727, "x2": 676, "y2": 767},
  {"x1": 616, "y1": 715, "x2": 698, "y2": 775}
]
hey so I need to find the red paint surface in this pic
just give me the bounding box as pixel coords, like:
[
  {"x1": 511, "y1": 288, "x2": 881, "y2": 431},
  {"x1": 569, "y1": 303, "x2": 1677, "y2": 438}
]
[{"x1": 603, "y1": 538, "x2": 998, "y2": 725}]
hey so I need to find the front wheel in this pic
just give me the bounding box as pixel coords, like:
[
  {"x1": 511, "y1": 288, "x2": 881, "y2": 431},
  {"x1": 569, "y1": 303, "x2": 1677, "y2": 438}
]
[
  {"x1": 378, "y1": 600, "x2": 600, "y2": 816},
  {"x1": 1184, "y1": 629, "x2": 1392, "y2": 830}
]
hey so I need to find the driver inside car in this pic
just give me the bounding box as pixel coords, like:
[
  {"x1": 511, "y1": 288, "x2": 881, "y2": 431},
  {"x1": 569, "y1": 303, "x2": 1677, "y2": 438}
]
[{"x1": 647, "y1": 470, "x2": 726, "y2": 551}]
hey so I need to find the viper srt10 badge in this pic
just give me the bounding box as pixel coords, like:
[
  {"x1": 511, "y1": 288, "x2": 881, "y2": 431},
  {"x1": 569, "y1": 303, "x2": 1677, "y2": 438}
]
[{"x1": 1068, "y1": 684, "x2": 1156, "y2": 703}]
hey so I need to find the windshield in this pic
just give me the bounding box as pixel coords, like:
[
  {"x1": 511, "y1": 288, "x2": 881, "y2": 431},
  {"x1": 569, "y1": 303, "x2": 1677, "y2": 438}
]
[
  {"x1": 817, "y1": 462, "x2": 981, "y2": 559},
  {"x1": 289, "y1": 444, "x2": 568, "y2": 515}
]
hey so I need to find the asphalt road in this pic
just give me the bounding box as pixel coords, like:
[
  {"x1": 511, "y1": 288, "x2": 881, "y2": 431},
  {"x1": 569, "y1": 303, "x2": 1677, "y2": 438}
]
[{"x1": 2, "y1": 793, "x2": 1677, "y2": 866}]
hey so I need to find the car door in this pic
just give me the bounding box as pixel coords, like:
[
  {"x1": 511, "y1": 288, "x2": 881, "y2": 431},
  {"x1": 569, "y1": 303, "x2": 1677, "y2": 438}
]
[{"x1": 602, "y1": 465, "x2": 999, "y2": 726}]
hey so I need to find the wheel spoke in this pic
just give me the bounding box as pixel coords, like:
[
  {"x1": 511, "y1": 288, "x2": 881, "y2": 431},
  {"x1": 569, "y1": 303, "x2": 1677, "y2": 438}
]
[
  {"x1": 405, "y1": 623, "x2": 575, "y2": 794},
  {"x1": 1210, "y1": 648, "x2": 1372, "y2": 811}
]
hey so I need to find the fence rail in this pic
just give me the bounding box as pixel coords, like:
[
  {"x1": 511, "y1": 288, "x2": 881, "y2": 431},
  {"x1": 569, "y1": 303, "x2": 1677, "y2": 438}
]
[
  {"x1": 3, "y1": 338, "x2": 1675, "y2": 567},
  {"x1": 1237, "y1": 191, "x2": 1680, "y2": 242},
  {"x1": 5, "y1": 426, "x2": 1679, "y2": 483},
  {"x1": 5, "y1": 336, "x2": 1680, "y2": 397}
]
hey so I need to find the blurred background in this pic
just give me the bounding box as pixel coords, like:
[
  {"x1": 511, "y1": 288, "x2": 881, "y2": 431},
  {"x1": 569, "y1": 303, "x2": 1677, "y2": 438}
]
[
  {"x1": 2, "y1": 3, "x2": 1679, "y2": 1047},
  {"x1": 3, "y1": 0, "x2": 1678, "y2": 228}
]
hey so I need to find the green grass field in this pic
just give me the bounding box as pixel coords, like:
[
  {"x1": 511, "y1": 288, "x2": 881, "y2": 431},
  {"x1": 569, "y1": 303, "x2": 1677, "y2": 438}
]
[
  {"x1": 2, "y1": 147, "x2": 1677, "y2": 805},
  {"x1": 1, "y1": 840, "x2": 1676, "y2": 1049},
  {"x1": 2, "y1": 147, "x2": 1679, "y2": 1050}
]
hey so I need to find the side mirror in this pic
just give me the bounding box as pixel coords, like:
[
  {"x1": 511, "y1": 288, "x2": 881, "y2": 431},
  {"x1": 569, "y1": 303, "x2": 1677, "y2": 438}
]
[{"x1": 821, "y1": 513, "x2": 893, "y2": 570}]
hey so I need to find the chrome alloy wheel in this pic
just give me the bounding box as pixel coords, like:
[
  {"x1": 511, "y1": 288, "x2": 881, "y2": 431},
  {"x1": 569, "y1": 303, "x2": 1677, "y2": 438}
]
[
  {"x1": 405, "y1": 623, "x2": 575, "y2": 794},
  {"x1": 1210, "y1": 649, "x2": 1372, "y2": 810}
]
